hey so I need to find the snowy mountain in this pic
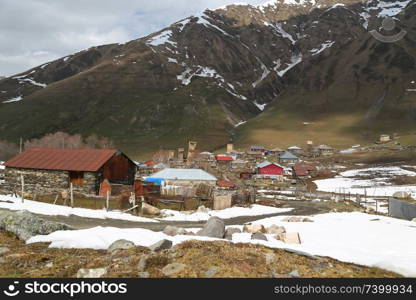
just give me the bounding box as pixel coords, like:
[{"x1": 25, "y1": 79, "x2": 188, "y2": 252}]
[{"x1": 0, "y1": 0, "x2": 415, "y2": 156}]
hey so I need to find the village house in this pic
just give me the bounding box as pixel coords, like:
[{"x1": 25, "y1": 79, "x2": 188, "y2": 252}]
[
  {"x1": 317, "y1": 144, "x2": 334, "y2": 156},
  {"x1": 255, "y1": 161, "x2": 284, "y2": 180},
  {"x1": 249, "y1": 145, "x2": 266, "y2": 153},
  {"x1": 2, "y1": 148, "x2": 136, "y2": 195},
  {"x1": 146, "y1": 168, "x2": 217, "y2": 187},
  {"x1": 379, "y1": 134, "x2": 391, "y2": 143},
  {"x1": 215, "y1": 155, "x2": 234, "y2": 166},
  {"x1": 279, "y1": 151, "x2": 300, "y2": 165},
  {"x1": 292, "y1": 164, "x2": 318, "y2": 179},
  {"x1": 287, "y1": 146, "x2": 302, "y2": 154}
]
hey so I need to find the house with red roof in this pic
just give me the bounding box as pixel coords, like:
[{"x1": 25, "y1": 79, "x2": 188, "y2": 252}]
[{"x1": 2, "y1": 148, "x2": 136, "y2": 195}]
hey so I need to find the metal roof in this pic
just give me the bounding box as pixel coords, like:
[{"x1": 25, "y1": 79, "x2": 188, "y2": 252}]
[
  {"x1": 256, "y1": 161, "x2": 283, "y2": 169},
  {"x1": 4, "y1": 147, "x2": 118, "y2": 172},
  {"x1": 250, "y1": 145, "x2": 265, "y2": 150},
  {"x1": 148, "y1": 168, "x2": 217, "y2": 181},
  {"x1": 280, "y1": 151, "x2": 299, "y2": 159}
]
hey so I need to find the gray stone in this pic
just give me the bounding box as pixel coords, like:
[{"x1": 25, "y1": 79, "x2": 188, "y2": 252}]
[
  {"x1": 163, "y1": 225, "x2": 187, "y2": 236},
  {"x1": 198, "y1": 217, "x2": 225, "y2": 238},
  {"x1": 107, "y1": 239, "x2": 135, "y2": 252},
  {"x1": 138, "y1": 256, "x2": 148, "y2": 272},
  {"x1": 148, "y1": 239, "x2": 173, "y2": 252},
  {"x1": 311, "y1": 264, "x2": 328, "y2": 271},
  {"x1": 138, "y1": 271, "x2": 150, "y2": 278},
  {"x1": 76, "y1": 268, "x2": 107, "y2": 278},
  {"x1": 266, "y1": 225, "x2": 286, "y2": 235},
  {"x1": 0, "y1": 247, "x2": 10, "y2": 255},
  {"x1": 162, "y1": 263, "x2": 187, "y2": 276},
  {"x1": 264, "y1": 253, "x2": 276, "y2": 265},
  {"x1": 251, "y1": 233, "x2": 268, "y2": 241},
  {"x1": 289, "y1": 270, "x2": 300, "y2": 277},
  {"x1": 141, "y1": 203, "x2": 160, "y2": 215},
  {"x1": 393, "y1": 191, "x2": 411, "y2": 199},
  {"x1": 283, "y1": 248, "x2": 326, "y2": 262},
  {"x1": 204, "y1": 268, "x2": 218, "y2": 278},
  {"x1": 224, "y1": 227, "x2": 241, "y2": 240},
  {"x1": 196, "y1": 206, "x2": 210, "y2": 213},
  {"x1": 0, "y1": 210, "x2": 73, "y2": 241}
]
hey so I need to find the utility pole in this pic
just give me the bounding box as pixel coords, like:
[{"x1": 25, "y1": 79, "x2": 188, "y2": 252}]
[{"x1": 19, "y1": 137, "x2": 23, "y2": 153}]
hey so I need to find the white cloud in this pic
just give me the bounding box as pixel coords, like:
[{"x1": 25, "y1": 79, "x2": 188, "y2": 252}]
[{"x1": 0, "y1": 0, "x2": 269, "y2": 76}]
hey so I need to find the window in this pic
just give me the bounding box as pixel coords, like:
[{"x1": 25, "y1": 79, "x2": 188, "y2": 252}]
[{"x1": 69, "y1": 171, "x2": 84, "y2": 185}]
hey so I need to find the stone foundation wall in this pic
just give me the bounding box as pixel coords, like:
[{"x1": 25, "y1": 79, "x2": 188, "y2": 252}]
[{"x1": 0, "y1": 168, "x2": 98, "y2": 195}]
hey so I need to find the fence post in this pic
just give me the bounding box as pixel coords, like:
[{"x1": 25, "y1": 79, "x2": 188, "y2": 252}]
[
  {"x1": 70, "y1": 183, "x2": 74, "y2": 208},
  {"x1": 21, "y1": 175, "x2": 24, "y2": 203},
  {"x1": 106, "y1": 190, "x2": 110, "y2": 211}
]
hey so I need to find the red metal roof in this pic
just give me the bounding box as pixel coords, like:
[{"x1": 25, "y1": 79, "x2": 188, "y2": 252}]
[
  {"x1": 4, "y1": 148, "x2": 118, "y2": 172},
  {"x1": 293, "y1": 165, "x2": 317, "y2": 176},
  {"x1": 215, "y1": 155, "x2": 233, "y2": 161},
  {"x1": 216, "y1": 180, "x2": 236, "y2": 188}
]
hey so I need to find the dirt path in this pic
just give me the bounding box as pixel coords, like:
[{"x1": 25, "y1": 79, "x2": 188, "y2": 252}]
[{"x1": 0, "y1": 201, "x2": 332, "y2": 231}]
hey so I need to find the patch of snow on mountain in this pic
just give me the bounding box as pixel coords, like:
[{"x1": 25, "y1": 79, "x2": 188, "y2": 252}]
[
  {"x1": 359, "y1": 11, "x2": 371, "y2": 29},
  {"x1": 197, "y1": 15, "x2": 234, "y2": 38},
  {"x1": 147, "y1": 30, "x2": 176, "y2": 47},
  {"x1": 276, "y1": 53, "x2": 303, "y2": 77},
  {"x1": 3, "y1": 96, "x2": 23, "y2": 103},
  {"x1": 266, "y1": 22, "x2": 296, "y2": 44},
  {"x1": 19, "y1": 78, "x2": 47, "y2": 88},
  {"x1": 310, "y1": 41, "x2": 335, "y2": 56},
  {"x1": 234, "y1": 120, "x2": 247, "y2": 127},
  {"x1": 252, "y1": 63, "x2": 270, "y2": 88},
  {"x1": 254, "y1": 101, "x2": 266, "y2": 111},
  {"x1": 367, "y1": 0, "x2": 412, "y2": 17}
]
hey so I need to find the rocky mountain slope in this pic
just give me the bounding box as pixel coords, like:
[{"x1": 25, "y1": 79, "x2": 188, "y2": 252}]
[{"x1": 0, "y1": 0, "x2": 415, "y2": 157}]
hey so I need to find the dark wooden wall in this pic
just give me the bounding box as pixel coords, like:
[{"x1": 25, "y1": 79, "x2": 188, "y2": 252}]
[{"x1": 101, "y1": 152, "x2": 136, "y2": 185}]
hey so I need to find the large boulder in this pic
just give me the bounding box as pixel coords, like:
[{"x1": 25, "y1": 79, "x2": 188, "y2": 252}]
[
  {"x1": 107, "y1": 239, "x2": 135, "y2": 252},
  {"x1": 163, "y1": 225, "x2": 187, "y2": 236},
  {"x1": 148, "y1": 239, "x2": 173, "y2": 252},
  {"x1": 276, "y1": 232, "x2": 301, "y2": 244},
  {"x1": 197, "y1": 217, "x2": 225, "y2": 238},
  {"x1": 141, "y1": 203, "x2": 160, "y2": 216},
  {"x1": 0, "y1": 210, "x2": 73, "y2": 241},
  {"x1": 266, "y1": 225, "x2": 286, "y2": 235},
  {"x1": 161, "y1": 263, "x2": 187, "y2": 276},
  {"x1": 393, "y1": 191, "x2": 411, "y2": 199},
  {"x1": 251, "y1": 233, "x2": 268, "y2": 241},
  {"x1": 224, "y1": 227, "x2": 241, "y2": 240},
  {"x1": 243, "y1": 224, "x2": 266, "y2": 234}
]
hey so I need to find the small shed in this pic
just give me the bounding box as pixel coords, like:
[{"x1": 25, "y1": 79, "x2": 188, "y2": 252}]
[
  {"x1": 146, "y1": 168, "x2": 217, "y2": 187},
  {"x1": 287, "y1": 146, "x2": 302, "y2": 153},
  {"x1": 279, "y1": 151, "x2": 300, "y2": 165},
  {"x1": 3, "y1": 148, "x2": 136, "y2": 195},
  {"x1": 317, "y1": 144, "x2": 334, "y2": 156},
  {"x1": 293, "y1": 165, "x2": 318, "y2": 178},
  {"x1": 250, "y1": 145, "x2": 266, "y2": 153}
]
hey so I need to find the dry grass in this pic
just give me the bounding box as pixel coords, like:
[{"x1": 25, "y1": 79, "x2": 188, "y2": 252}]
[{"x1": 0, "y1": 231, "x2": 401, "y2": 278}]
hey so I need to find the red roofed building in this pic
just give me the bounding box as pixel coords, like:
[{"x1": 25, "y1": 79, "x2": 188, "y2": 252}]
[
  {"x1": 3, "y1": 147, "x2": 136, "y2": 195},
  {"x1": 256, "y1": 161, "x2": 284, "y2": 176},
  {"x1": 215, "y1": 155, "x2": 234, "y2": 166},
  {"x1": 216, "y1": 180, "x2": 236, "y2": 188},
  {"x1": 292, "y1": 165, "x2": 318, "y2": 178}
]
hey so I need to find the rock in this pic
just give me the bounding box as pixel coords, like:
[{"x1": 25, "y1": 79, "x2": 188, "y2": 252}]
[
  {"x1": 197, "y1": 217, "x2": 225, "y2": 238},
  {"x1": 45, "y1": 262, "x2": 53, "y2": 268},
  {"x1": 161, "y1": 263, "x2": 187, "y2": 276},
  {"x1": 264, "y1": 253, "x2": 275, "y2": 265},
  {"x1": 243, "y1": 224, "x2": 266, "y2": 234},
  {"x1": 251, "y1": 233, "x2": 268, "y2": 241},
  {"x1": 0, "y1": 247, "x2": 10, "y2": 255},
  {"x1": 266, "y1": 225, "x2": 286, "y2": 235},
  {"x1": 0, "y1": 210, "x2": 73, "y2": 241},
  {"x1": 204, "y1": 268, "x2": 218, "y2": 278},
  {"x1": 197, "y1": 206, "x2": 210, "y2": 213},
  {"x1": 138, "y1": 255, "x2": 148, "y2": 272},
  {"x1": 163, "y1": 225, "x2": 187, "y2": 236},
  {"x1": 412, "y1": 218, "x2": 416, "y2": 222},
  {"x1": 276, "y1": 232, "x2": 301, "y2": 244},
  {"x1": 393, "y1": 191, "x2": 411, "y2": 199},
  {"x1": 148, "y1": 239, "x2": 173, "y2": 252},
  {"x1": 77, "y1": 268, "x2": 107, "y2": 278},
  {"x1": 107, "y1": 239, "x2": 135, "y2": 252},
  {"x1": 224, "y1": 227, "x2": 241, "y2": 240},
  {"x1": 282, "y1": 248, "x2": 326, "y2": 262},
  {"x1": 138, "y1": 271, "x2": 150, "y2": 278},
  {"x1": 282, "y1": 217, "x2": 313, "y2": 222},
  {"x1": 141, "y1": 202, "x2": 160, "y2": 216},
  {"x1": 311, "y1": 264, "x2": 328, "y2": 271},
  {"x1": 289, "y1": 270, "x2": 300, "y2": 277}
]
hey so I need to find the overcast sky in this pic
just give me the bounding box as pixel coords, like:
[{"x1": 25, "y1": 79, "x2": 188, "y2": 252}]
[{"x1": 0, "y1": 0, "x2": 268, "y2": 76}]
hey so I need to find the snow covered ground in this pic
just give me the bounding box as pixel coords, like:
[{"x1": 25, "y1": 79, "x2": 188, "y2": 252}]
[
  {"x1": 0, "y1": 195, "x2": 292, "y2": 223},
  {"x1": 0, "y1": 195, "x2": 158, "y2": 223},
  {"x1": 314, "y1": 166, "x2": 416, "y2": 197},
  {"x1": 158, "y1": 205, "x2": 293, "y2": 221},
  {"x1": 28, "y1": 212, "x2": 416, "y2": 277}
]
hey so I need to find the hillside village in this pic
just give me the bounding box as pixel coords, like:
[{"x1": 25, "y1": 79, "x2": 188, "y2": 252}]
[{"x1": 0, "y1": 134, "x2": 416, "y2": 278}]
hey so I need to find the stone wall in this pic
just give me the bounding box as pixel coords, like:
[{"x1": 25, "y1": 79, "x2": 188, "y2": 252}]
[{"x1": 0, "y1": 167, "x2": 98, "y2": 195}]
